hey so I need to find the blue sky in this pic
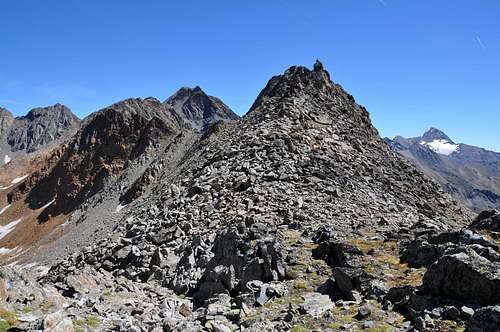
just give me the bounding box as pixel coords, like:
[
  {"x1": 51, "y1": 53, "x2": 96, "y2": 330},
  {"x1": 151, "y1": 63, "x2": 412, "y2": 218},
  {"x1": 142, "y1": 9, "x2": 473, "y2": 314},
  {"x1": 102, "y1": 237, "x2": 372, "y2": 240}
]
[{"x1": 1, "y1": 1, "x2": 499, "y2": 151}]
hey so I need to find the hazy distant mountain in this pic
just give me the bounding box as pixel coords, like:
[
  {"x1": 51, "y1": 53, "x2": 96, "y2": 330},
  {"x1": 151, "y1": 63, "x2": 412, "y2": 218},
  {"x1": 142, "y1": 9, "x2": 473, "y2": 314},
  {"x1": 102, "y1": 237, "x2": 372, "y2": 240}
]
[{"x1": 386, "y1": 128, "x2": 500, "y2": 212}]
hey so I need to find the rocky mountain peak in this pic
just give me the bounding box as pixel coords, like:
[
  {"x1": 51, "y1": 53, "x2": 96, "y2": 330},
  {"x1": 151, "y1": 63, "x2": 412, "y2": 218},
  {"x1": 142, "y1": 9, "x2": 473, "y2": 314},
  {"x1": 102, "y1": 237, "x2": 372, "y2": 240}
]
[
  {"x1": 3, "y1": 61, "x2": 492, "y2": 331},
  {"x1": 246, "y1": 61, "x2": 377, "y2": 142},
  {"x1": 248, "y1": 60, "x2": 340, "y2": 115},
  {"x1": 6, "y1": 104, "x2": 80, "y2": 153},
  {"x1": 164, "y1": 86, "x2": 239, "y2": 131},
  {"x1": 7, "y1": 97, "x2": 184, "y2": 220},
  {"x1": 24, "y1": 103, "x2": 73, "y2": 121},
  {"x1": 421, "y1": 127, "x2": 454, "y2": 144}
]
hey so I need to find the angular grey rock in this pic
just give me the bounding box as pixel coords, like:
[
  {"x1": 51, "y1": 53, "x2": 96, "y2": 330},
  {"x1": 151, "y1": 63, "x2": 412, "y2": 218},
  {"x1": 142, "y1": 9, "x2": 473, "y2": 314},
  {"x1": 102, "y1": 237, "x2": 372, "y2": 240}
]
[
  {"x1": 401, "y1": 228, "x2": 499, "y2": 268},
  {"x1": 312, "y1": 240, "x2": 363, "y2": 268},
  {"x1": 423, "y1": 249, "x2": 500, "y2": 305},
  {"x1": 332, "y1": 267, "x2": 372, "y2": 300},
  {"x1": 469, "y1": 210, "x2": 500, "y2": 232},
  {"x1": 298, "y1": 292, "x2": 334, "y2": 318},
  {"x1": 356, "y1": 305, "x2": 372, "y2": 319}
]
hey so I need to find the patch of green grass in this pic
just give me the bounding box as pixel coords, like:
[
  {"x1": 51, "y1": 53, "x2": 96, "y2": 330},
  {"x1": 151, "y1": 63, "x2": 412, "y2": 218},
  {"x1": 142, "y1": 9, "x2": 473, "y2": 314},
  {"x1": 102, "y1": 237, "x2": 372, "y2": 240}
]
[
  {"x1": 0, "y1": 307, "x2": 17, "y2": 326},
  {"x1": 74, "y1": 315, "x2": 101, "y2": 329},
  {"x1": 365, "y1": 324, "x2": 393, "y2": 332},
  {"x1": 291, "y1": 325, "x2": 309, "y2": 332},
  {"x1": 86, "y1": 316, "x2": 100, "y2": 328},
  {"x1": 329, "y1": 322, "x2": 343, "y2": 330},
  {"x1": 0, "y1": 319, "x2": 11, "y2": 332},
  {"x1": 21, "y1": 307, "x2": 32, "y2": 314},
  {"x1": 294, "y1": 280, "x2": 308, "y2": 289},
  {"x1": 349, "y1": 239, "x2": 383, "y2": 254}
]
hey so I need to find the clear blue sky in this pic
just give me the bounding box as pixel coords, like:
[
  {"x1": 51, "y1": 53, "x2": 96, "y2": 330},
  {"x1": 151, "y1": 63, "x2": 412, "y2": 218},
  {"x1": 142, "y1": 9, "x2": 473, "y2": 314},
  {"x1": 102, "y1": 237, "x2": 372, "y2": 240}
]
[{"x1": 1, "y1": 1, "x2": 499, "y2": 151}]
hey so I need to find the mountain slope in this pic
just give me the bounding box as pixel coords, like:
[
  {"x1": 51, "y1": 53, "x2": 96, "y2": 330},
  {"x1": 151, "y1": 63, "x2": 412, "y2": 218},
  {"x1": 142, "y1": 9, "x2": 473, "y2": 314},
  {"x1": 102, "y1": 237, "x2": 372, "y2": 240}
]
[
  {"x1": 0, "y1": 87, "x2": 238, "y2": 266},
  {"x1": 386, "y1": 128, "x2": 500, "y2": 211}
]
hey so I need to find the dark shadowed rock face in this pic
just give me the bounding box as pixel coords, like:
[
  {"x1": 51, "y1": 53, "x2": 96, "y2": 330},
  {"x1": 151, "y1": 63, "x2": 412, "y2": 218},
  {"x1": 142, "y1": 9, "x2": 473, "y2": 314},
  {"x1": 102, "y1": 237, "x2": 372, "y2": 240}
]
[
  {"x1": 8, "y1": 98, "x2": 182, "y2": 219},
  {"x1": 386, "y1": 128, "x2": 500, "y2": 212},
  {"x1": 6, "y1": 104, "x2": 80, "y2": 153},
  {"x1": 164, "y1": 86, "x2": 239, "y2": 131}
]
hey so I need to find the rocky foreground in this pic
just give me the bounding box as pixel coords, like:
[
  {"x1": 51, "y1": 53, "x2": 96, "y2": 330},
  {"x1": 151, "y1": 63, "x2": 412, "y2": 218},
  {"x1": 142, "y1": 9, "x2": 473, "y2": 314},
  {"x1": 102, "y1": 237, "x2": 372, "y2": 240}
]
[{"x1": 0, "y1": 62, "x2": 498, "y2": 331}]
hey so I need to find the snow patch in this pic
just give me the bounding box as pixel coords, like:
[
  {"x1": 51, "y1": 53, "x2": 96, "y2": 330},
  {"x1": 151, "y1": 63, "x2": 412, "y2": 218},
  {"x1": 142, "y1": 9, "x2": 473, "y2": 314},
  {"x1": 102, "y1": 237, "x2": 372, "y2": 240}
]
[
  {"x1": 39, "y1": 199, "x2": 55, "y2": 210},
  {"x1": 0, "y1": 204, "x2": 10, "y2": 216},
  {"x1": 0, "y1": 218, "x2": 22, "y2": 240},
  {"x1": 115, "y1": 203, "x2": 127, "y2": 213},
  {"x1": 4, "y1": 155, "x2": 11, "y2": 164},
  {"x1": 420, "y1": 139, "x2": 459, "y2": 156},
  {"x1": 11, "y1": 174, "x2": 28, "y2": 184},
  {"x1": 0, "y1": 246, "x2": 17, "y2": 254}
]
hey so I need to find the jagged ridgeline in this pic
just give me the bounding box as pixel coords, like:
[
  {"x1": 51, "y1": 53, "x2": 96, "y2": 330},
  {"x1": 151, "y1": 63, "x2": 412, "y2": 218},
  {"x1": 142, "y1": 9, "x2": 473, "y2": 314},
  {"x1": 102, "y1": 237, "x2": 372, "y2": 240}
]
[{"x1": 2, "y1": 62, "x2": 493, "y2": 332}]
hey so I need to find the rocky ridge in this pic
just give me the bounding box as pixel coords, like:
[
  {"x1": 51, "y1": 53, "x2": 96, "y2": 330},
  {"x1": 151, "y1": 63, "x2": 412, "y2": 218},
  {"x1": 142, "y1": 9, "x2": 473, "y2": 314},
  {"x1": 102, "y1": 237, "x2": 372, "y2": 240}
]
[
  {"x1": 0, "y1": 87, "x2": 239, "y2": 266},
  {"x1": 1, "y1": 62, "x2": 498, "y2": 331}
]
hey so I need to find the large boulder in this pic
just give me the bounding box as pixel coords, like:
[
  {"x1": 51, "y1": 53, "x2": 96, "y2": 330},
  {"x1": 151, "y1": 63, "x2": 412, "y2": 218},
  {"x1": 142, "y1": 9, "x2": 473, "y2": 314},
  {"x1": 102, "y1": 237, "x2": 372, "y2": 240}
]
[
  {"x1": 423, "y1": 249, "x2": 500, "y2": 306},
  {"x1": 466, "y1": 306, "x2": 500, "y2": 332},
  {"x1": 299, "y1": 292, "x2": 334, "y2": 318},
  {"x1": 469, "y1": 210, "x2": 500, "y2": 233},
  {"x1": 193, "y1": 224, "x2": 287, "y2": 303},
  {"x1": 401, "y1": 229, "x2": 499, "y2": 268}
]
